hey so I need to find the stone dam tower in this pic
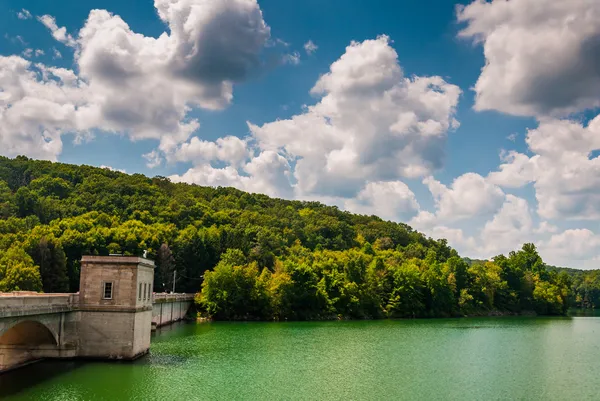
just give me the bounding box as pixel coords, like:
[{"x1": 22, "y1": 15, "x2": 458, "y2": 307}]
[
  {"x1": 78, "y1": 255, "x2": 155, "y2": 359},
  {"x1": 0, "y1": 255, "x2": 194, "y2": 373}
]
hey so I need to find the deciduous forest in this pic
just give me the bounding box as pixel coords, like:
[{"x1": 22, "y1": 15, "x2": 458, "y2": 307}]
[{"x1": 0, "y1": 156, "x2": 593, "y2": 319}]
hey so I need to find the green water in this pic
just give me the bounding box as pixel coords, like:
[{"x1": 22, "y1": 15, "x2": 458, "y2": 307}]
[{"x1": 2, "y1": 317, "x2": 600, "y2": 400}]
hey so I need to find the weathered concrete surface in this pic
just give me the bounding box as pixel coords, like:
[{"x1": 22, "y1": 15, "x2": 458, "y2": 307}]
[
  {"x1": 0, "y1": 293, "x2": 76, "y2": 318},
  {"x1": 152, "y1": 294, "x2": 195, "y2": 328},
  {"x1": 0, "y1": 255, "x2": 194, "y2": 373}
]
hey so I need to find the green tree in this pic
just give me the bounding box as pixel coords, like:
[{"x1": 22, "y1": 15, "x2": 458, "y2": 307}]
[
  {"x1": 28, "y1": 237, "x2": 69, "y2": 293},
  {"x1": 0, "y1": 246, "x2": 43, "y2": 292},
  {"x1": 200, "y1": 262, "x2": 269, "y2": 320},
  {"x1": 154, "y1": 243, "x2": 175, "y2": 292}
]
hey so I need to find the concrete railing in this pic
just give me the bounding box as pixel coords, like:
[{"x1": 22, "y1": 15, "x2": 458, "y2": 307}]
[
  {"x1": 152, "y1": 293, "x2": 195, "y2": 303},
  {"x1": 0, "y1": 293, "x2": 77, "y2": 318}
]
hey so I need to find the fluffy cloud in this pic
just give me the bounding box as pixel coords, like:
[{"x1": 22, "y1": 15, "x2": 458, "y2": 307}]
[
  {"x1": 410, "y1": 192, "x2": 575, "y2": 263},
  {"x1": 38, "y1": 15, "x2": 77, "y2": 47},
  {"x1": 424, "y1": 173, "x2": 505, "y2": 222},
  {"x1": 171, "y1": 150, "x2": 293, "y2": 199},
  {"x1": 479, "y1": 195, "x2": 533, "y2": 256},
  {"x1": 411, "y1": 175, "x2": 535, "y2": 258},
  {"x1": 533, "y1": 221, "x2": 558, "y2": 235},
  {"x1": 458, "y1": 0, "x2": 600, "y2": 117},
  {"x1": 170, "y1": 35, "x2": 460, "y2": 225},
  {"x1": 169, "y1": 135, "x2": 250, "y2": 167},
  {"x1": 76, "y1": 0, "x2": 269, "y2": 151},
  {"x1": 344, "y1": 181, "x2": 420, "y2": 221},
  {"x1": 1, "y1": 0, "x2": 271, "y2": 161},
  {"x1": 487, "y1": 150, "x2": 537, "y2": 188},
  {"x1": 489, "y1": 116, "x2": 600, "y2": 220},
  {"x1": 0, "y1": 57, "x2": 84, "y2": 160},
  {"x1": 539, "y1": 229, "x2": 600, "y2": 267},
  {"x1": 249, "y1": 35, "x2": 461, "y2": 198}
]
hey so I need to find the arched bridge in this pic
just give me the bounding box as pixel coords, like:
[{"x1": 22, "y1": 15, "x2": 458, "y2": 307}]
[{"x1": 0, "y1": 293, "x2": 78, "y2": 372}]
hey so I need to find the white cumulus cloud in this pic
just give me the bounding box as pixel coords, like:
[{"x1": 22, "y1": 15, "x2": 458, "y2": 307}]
[
  {"x1": 488, "y1": 115, "x2": 600, "y2": 220},
  {"x1": 344, "y1": 181, "x2": 420, "y2": 222},
  {"x1": 424, "y1": 172, "x2": 505, "y2": 222},
  {"x1": 479, "y1": 195, "x2": 534, "y2": 256},
  {"x1": 458, "y1": 0, "x2": 600, "y2": 117},
  {"x1": 170, "y1": 36, "x2": 459, "y2": 223},
  {"x1": 1, "y1": 0, "x2": 272, "y2": 161},
  {"x1": 248, "y1": 35, "x2": 461, "y2": 199}
]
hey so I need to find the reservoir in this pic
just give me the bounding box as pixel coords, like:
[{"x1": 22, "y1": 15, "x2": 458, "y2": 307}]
[{"x1": 1, "y1": 317, "x2": 600, "y2": 400}]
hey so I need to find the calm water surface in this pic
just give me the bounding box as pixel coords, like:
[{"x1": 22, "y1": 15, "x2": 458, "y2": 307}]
[{"x1": 1, "y1": 317, "x2": 600, "y2": 400}]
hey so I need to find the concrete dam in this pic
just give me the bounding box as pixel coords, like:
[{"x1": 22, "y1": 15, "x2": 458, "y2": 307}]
[{"x1": 0, "y1": 255, "x2": 195, "y2": 373}]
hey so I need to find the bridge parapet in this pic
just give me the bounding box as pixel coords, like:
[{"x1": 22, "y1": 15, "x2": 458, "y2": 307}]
[
  {"x1": 152, "y1": 293, "x2": 195, "y2": 303},
  {"x1": 0, "y1": 293, "x2": 76, "y2": 319}
]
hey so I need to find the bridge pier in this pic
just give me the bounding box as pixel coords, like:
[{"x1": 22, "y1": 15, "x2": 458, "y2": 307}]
[{"x1": 0, "y1": 256, "x2": 195, "y2": 373}]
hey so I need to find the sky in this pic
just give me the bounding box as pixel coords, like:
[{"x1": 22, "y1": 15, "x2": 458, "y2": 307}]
[{"x1": 1, "y1": 0, "x2": 600, "y2": 268}]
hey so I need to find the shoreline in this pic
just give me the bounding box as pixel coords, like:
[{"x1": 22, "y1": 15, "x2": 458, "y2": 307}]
[{"x1": 195, "y1": 309, "x2": 593, "y2": 323}]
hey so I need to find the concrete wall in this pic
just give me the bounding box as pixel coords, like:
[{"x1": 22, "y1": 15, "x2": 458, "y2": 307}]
[
  {"x1": 132, "y1": 310, "x2": 153, "y2": 356},
  {"x1": 135, "y1": 265, "x2": 155, "y2": 309},
  {"x1": 152, "y1": 294, "x2": 194, "y2": 328}
]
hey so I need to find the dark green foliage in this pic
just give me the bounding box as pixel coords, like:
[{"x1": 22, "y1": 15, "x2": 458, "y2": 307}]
[
  {"x1": 154, "y1": 243, "x2": 175, "y2": 292},
  {"x1": 27, "y1": 237, "x2": 69, "y2": 293},
  {"x1": 548, "y1": 266, "x2": 600, "y2": 309},
  {"x1": 0, "y1": 156, "x2": 571, "y2": 319}
]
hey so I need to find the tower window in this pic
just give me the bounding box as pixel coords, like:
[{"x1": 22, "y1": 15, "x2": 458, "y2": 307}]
[
  {"x1": 139, "y1": 283, "x2": 142, "y2": 301},
  {"x1": 143, "y1": 283, "x2": 147, "y2": 301},
  {"x1": 103, "y1": 282, "x2": 113, "y2": 299}
]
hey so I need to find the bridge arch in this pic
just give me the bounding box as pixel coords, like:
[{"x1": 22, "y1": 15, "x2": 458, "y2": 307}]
[
  {"x1": 0, "y1": 320, "x2": 58, "y2": 347},
  {"x1": 0, "y1": 320, "x2": 59, "y2": 372}
]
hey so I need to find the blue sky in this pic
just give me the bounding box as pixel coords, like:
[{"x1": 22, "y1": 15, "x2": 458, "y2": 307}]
[{"x1": 1, "y1": 0, "x2": 599, "y2": 268}]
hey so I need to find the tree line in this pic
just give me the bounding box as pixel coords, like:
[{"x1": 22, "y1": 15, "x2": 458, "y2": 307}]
[
  {"x1": 199, "y1": 242, "x2": 571, "y2": 320},
  {"x1": 0, "y1": 156, "x2": 580, "y2": 319}
]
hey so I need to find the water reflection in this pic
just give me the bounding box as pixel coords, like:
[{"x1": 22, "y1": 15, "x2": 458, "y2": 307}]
[
  {"x1": 568, "y1": 308, "x2": 600, "y2": 317},
  {"x1": 0, "y1": 360, "x2": 83, "y2": 398}
]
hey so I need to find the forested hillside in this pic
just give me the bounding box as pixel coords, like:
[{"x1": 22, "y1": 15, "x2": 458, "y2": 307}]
[
  {"x1": 547, "y1": 266, "x2": 600, "y2": 309},
  {"x1": 0, "y1": 156, "x2": 572, "y2": 319}
]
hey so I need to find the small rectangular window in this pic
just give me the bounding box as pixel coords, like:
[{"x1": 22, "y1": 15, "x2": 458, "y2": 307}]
[
  {"x1": 139, "y1": 283, "x2": 142, "y2": 301},
  {"x1": 103, "y1": 282, "x2": 113, "y2": 299},
  {"x1": 148, "y1": 284, "x2": 152, "y2": 301},
  {"x1": 143, "y1": 283, "x2": 147, "y2": 300}
]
